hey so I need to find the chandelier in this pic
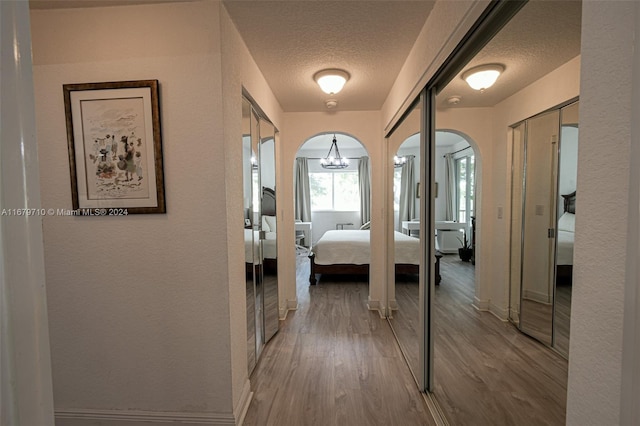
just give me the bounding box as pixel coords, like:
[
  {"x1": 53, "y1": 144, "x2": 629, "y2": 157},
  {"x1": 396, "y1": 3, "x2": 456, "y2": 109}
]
[
  {"x1": 394, "y1": 155, "x2": 407, "y2": 168},
  {"x1": 320, "y1": 135, "x2": 349, "y2": 169}
]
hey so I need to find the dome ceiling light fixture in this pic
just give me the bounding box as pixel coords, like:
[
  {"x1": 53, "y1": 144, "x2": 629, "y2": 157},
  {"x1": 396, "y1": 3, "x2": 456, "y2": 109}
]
[
  {"x1": 461, "y1": 64, "x2": 504, "y2": 92},
  {"x1": 447, "y1": 95, "x2": 462, "y2": 106},
  {"x1": 314, "y1": 69, "x2": 350, "y2": 95}
]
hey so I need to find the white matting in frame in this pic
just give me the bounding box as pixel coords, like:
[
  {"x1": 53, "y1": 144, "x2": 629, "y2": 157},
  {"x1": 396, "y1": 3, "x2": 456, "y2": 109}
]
[{"x1": 63, "y1": 80, "x2": 165, "y2": 214}]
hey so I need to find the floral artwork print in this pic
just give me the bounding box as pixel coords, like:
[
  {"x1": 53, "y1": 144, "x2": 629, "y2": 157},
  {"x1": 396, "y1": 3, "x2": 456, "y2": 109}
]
[{"x1": 80, "y1": 97, "x2": 149, "y2": 200}]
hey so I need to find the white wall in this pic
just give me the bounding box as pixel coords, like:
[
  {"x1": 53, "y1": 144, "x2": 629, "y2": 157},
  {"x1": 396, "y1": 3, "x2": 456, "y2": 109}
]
[
  {"x1": 566, "y1": 2, "x2": 635, "y2": 424},
  {"x1": 31, "y1": 1, "x2": 234, "y2": 420},
  {"x1": 30, "y1": 1, "x2": 282, "y2": 423}
]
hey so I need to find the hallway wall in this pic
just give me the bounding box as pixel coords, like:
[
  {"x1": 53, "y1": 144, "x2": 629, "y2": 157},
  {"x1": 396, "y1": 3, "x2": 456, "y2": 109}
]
[{"x1": 30, "y1": 1, "x2": 272, "y2": 423}]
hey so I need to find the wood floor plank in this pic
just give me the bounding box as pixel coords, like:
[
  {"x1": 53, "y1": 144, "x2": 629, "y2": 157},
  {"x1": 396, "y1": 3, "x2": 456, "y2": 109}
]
[
  {"x1": 391, "y1": 254, "x2": 569, "y2": 425},
  {"x1": 243, "y1": 256, "x2": 435, "y2": 426}
]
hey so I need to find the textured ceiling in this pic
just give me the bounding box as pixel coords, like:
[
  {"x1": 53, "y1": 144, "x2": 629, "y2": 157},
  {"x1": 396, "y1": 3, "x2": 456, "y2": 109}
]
[
  {"x1": 223, "y1": 0, "x2": 435, "y2": 112},
  {"x1": 437, "y1": 0, "x2": 582, "y2": 110},
  {"x1": 29, "y1": 0, "x2": 193, "y2": 9},
  {"x1": 31, "y1": 0, "x2": 582, "y2": 114},
  {"x1": 226, "y1": 0, "x2": 581, "y2": 114}
]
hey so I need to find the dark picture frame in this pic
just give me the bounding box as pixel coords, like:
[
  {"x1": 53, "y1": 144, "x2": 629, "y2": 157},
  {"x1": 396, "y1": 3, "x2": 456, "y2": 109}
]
[{"x1": 63, "y1": 80, "x2": 165, "y2": 214}]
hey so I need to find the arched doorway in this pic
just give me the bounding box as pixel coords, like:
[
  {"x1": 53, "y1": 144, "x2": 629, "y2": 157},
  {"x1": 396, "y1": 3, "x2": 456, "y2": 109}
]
[{"x1": 292, "y1": 132, "x2": 372, "y2": 294}]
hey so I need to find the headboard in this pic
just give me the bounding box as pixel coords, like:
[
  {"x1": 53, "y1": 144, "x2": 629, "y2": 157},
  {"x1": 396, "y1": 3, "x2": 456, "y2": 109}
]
[
  {"x1": 562, "y1": 191, "x2": 576, "y2": 214},
  {"x1": 261, "y1": 187, "x2": 276, "y2": 216}
]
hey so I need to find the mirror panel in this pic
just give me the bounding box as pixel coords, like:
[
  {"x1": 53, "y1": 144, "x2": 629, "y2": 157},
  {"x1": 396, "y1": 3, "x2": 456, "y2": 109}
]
[
  {"x1": 243, "y1": 96, "x2": 280, "y2": 371},
  {"x1": 387, "y1": 100, "x2": 422, "y2": 382},
  {"x1": 259, "y1": 118, "x2": 279, "y2": 343},
  {"x1": 554, "y1": 101, "x2": 579, "y2": 357},
  {"x1": 242, "y1": 98, "x2": 256, "y2": 373},
  {"x1": 250, "y1": 107, "x2": 264, "y2": 361},
  {"x1": 509, "y1": 123, "x2": 526, "y2": 326},
  {"x1": 519, "y1": 109, "x2": 560, "y2": 346}
]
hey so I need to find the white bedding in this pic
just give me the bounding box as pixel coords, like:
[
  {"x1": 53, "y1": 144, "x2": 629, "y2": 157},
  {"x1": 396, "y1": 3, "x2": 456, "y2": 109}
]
[
  {"x1": 556, "y1": 212, "x2": 575, "y2": 265},
  {"x1": 244, "y1": 229, "x2": 277, "y2": 262},
  {"x1": 556, "y1": 230, "x2": 574, "y2": 265},
  {"x1": 313, "y1": 230, "x2": 419, "y2": 266}
]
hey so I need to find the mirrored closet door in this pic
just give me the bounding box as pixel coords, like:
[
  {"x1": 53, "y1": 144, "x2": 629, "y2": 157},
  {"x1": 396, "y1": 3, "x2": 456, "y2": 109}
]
[
  {"x1": 242, "y1": 96, "x2": 279, "y2": 374},
  {"x1": 386, "y1": 94, "x2": 431, "y2": 389},
  {"x1": 258, "y1": 118, "x2": 279, "y2": 344},
  {"x1": 510, "y1": 101, "x2": 578, "y2": 357}
]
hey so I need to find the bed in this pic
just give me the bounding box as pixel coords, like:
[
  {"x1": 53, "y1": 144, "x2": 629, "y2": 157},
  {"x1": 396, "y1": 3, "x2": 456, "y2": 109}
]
[
  {"x1": 556, "y1": 191, "x2": 575, "y2": 282},
  {"x1": 245, "y1": 187, "x2": 278, "y2": 277},
  {"x1": 308, "y1": 229, "x2": 420, "y2": 285}
]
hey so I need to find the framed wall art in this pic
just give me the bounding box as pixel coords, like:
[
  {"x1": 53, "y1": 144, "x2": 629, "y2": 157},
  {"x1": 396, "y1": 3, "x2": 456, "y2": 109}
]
[{"x1": 63, "y1": 80, "x2": 166, "y2": 214}]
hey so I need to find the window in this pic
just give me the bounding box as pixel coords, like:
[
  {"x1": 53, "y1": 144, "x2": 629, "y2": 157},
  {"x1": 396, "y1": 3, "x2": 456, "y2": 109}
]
[
  {"x1": 393, "y1": 167, "x2": 403, "y2": 211},
  {"x1": 456, "y1": 155, "x2": 475, "y2": 222},
  {"x1": 309, "y1": 171, "x2": 359, "y2": 211},
  {"x1": 252, "y1": 169, "x2": 260, "y2": 212}
]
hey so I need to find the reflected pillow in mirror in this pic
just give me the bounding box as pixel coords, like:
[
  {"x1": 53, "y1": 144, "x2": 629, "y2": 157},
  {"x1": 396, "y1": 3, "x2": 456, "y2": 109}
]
[
  {"x1": 558, "y1": 212, "x2": 575, "y2": 233},
  {"x1": 264, "y1": 215, "x2": 277, "y2": 232},
  {"x1": 261, "y1": 216, "x2": 271, "y2": 232}
]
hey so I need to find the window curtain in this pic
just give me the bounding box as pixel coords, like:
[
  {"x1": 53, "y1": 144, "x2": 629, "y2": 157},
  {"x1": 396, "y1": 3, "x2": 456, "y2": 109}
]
[
  {"x1": 444, "y1": 153, "x2": 457, "y2": 221},
  {"x1": 358, "y1": 156, "x2": 371, "y2": 225},
  {"x1": 398, "y1": 155, "x2": 415, "y2": 228},
  {"x1": 294, "y1": 157, "x2": 311, "y2": 222}
]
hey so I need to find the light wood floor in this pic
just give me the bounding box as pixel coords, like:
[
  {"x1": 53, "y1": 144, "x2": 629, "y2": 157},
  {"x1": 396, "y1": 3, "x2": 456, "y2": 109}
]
[
  {"x1": 243, "y1": 256, "x2": 436, "y2": 426},
  {"x1": 432, "y1": 255, "x2": 568, "y2": 425}
]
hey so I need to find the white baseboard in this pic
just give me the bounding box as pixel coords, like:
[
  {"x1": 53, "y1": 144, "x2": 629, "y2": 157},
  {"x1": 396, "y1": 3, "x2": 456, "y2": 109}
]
[
  {"x1": 279, "y1": 298, "x2": 298, "y2": 320},
  {"x1": 472, "y1": 297, "x2": 508, "y2": 321},
  {"x1": 367, "y1": 298, "x2": 385, "y2": 317},
  {"x1": 389, "y1": 298, "x2": 398, "y2": 311},
  {"x1": 509, "y1": 308, "x2": 520, "y2": 324},
  {"x1": 523, "y1": 289, "x2": 552, "y2": 304},
  {"x1": 55, "y1": 409, "x2": 236, "y2": 425},
  {"x1": 489, "y1": 301, "x2": 509, "y2": 321},
  {"x1": 234, "y1": 379, "x2": 253, "y2": 426},
  {"x1": 472, "y1": 296, "x2": 489, "y2": 311}
]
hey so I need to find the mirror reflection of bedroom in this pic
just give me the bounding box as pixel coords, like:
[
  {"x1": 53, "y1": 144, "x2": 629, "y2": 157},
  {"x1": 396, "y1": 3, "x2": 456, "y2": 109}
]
[
  {"x1": 420, "y1": 1, "x2": 580, "y2": 423},
  {"x1": 243, "y1": 96, "x2": 280, "y2": 375},
  {"x1": 387, "y1": 100, "x2": 423, "y2": 380},
  {"x1": 293, "y1": 133, "x2": 371, "y2": 288}
]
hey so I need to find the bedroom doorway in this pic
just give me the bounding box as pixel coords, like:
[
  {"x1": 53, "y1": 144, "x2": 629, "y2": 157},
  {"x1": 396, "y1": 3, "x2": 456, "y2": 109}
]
[{"x1": 293, "y1": 133, "x2": 371, "y2": 287}]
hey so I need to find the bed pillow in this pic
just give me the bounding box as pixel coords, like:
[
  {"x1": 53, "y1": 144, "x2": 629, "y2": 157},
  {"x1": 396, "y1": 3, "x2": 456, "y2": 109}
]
[
  {"x1": 557, "y1": 212, "x2": 575, "y2": 232},
  {"x1": 264, "y1": 215, "x2": 277, "y2": 233},
  {"x1": 261, "y1": 216, "x2": 271, "y2": 232}
]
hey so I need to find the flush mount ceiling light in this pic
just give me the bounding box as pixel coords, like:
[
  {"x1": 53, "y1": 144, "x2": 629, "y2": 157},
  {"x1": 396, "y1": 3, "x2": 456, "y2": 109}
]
[
  {"x1": 314, "y1": 69, "x2": 350, "y2": 95},
  {"x1": 447, "y1": 95, "x2": 462, "y2": 106},
  {"x1": 462, "y1": 64, "x2": 504, "y2": 91}
]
